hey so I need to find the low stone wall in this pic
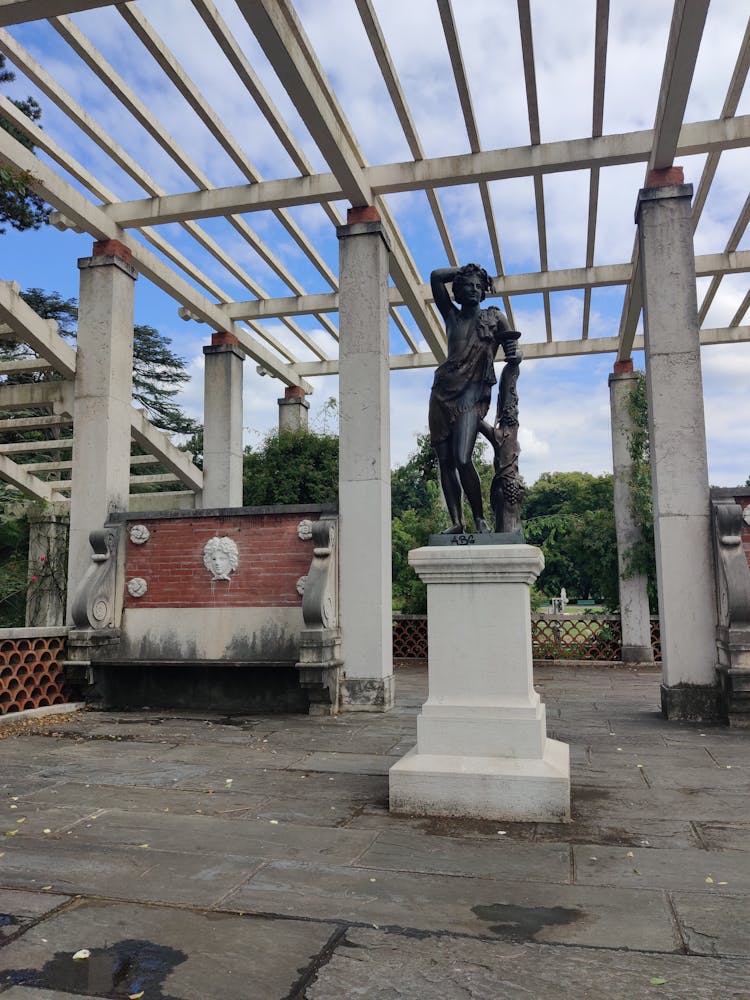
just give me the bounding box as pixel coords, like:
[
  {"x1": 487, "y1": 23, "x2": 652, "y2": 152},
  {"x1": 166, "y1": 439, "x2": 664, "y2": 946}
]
[
  {"x1": 0, "y1": 626, "x2": 72, "y2": 715},
  {"x1": 72, "y1": 505, "x2": 338, "y2": 712}
]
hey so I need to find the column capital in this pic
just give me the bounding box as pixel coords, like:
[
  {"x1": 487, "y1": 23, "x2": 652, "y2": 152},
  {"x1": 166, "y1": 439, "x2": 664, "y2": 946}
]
[
  {"x1": 635, "y1": 179, "x2": 693, "y2": 223},
  {"x1": 203, "y1": 332, "x2": 244, "y2": 361},
  {"x1": 608, "y1": 358, "x2": 639, "y2": 386},
  {"x1": 336, "y1": 205, "x2": 391, "y2": 251},
  {"x1": 210, "y1": 331, "x2": 239, "y2": 346}
]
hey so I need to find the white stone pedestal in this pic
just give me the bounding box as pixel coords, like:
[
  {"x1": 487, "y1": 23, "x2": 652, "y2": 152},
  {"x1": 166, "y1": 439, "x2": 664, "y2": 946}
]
[{"x1": 389, "y1": 544, "x2": 570, "y2": 822}]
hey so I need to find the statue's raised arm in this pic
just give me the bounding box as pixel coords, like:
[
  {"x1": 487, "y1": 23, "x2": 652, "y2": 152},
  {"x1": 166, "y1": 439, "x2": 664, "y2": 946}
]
[{"x1": 430, "y1": 267, "x2": 461, "y2": 322}]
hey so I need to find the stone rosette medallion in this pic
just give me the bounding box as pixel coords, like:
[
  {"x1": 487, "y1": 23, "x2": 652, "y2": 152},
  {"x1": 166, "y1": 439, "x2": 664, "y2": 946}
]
[
  {"x1": 129, "y1": 524, "x2": 151, "y2": 545},
  {"x1": 127, "y1": 577, "x2": 148, "y2": 598},
  {"x1": 296, "y1": 575, "x2": 307, "y2": 596},
  {"x1": 297, "y1": 519, "x2": 314, "y2": 541},
  {"x1": 203, "y1": 536, "x2": 239, "y2": 582}
]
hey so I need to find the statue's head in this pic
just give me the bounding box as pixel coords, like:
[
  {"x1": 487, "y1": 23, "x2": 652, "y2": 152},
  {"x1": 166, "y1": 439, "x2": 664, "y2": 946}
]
[{"x1": 452, "y1": 263, "x2": 492, "y2": 305}]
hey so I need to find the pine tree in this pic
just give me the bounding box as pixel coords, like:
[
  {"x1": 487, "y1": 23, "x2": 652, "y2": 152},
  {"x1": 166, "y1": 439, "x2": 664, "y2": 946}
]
[{"x1": 0, "y1": 54, "x2": 50, "y2": 234}]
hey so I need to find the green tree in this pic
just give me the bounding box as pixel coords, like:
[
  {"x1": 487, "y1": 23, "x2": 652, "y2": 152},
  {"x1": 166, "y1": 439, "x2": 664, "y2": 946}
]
[
  {"x1": 0, "y1": 54, "x2": 49, "y2": 234},
  {"x1": 242, "y1": 429, "x2": 338, "y2": 506},
  {"x1": 0, "y1": 506, "x2": 29, "y2": 627},
  {"x1": 522, "y1": 471, "x2": 618, "y2": 607},
  {"x1": 131, "y1": 324, "x2": 199, "y2": 434},
  {"x1": 624, "y1": 371, "x2": 657, "y2": 609},
  {"x1": 1, "y1": 289, "x2": 198, "y2": 437}
]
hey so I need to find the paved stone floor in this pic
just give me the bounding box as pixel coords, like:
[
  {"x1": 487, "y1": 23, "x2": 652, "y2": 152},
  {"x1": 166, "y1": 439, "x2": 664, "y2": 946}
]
[{"x1": 0, "y1": 664, "x2": 748, "y2": 999}]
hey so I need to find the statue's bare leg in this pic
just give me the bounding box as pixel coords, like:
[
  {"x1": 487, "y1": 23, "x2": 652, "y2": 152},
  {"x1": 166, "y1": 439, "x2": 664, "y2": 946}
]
[
  {"x1": 454, "y1": 411, "x2": 490, "y2": 533},
  {"x1": 434, "y1": 440, "x2": 464, "y2": 533}
]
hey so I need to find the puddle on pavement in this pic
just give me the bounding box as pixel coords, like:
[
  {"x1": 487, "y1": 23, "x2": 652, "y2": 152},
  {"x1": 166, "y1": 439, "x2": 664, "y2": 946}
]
[
  {"x1": 3, "y1": 938, "x2": 187, "y2": 998},
  {"x1": 472, "y1": 902, "x2": 583, "y2": 940}
]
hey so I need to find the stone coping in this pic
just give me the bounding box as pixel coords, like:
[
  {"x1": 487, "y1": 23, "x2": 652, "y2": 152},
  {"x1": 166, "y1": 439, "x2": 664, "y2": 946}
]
[
  {"x1": 109, "y1": 503, "x2": 338, "y2": 523},
  {"x1": 0, "y1": 625, "x2": 70, "y2": 639}
]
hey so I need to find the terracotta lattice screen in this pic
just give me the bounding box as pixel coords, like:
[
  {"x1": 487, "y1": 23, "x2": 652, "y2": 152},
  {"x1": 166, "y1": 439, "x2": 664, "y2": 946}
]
[
  {"x1": 393, "y1": 615, "x2": 661, "y2": 662},
  {"x1": 0, "y1": 633, "x2": 71, "y2": 715}
]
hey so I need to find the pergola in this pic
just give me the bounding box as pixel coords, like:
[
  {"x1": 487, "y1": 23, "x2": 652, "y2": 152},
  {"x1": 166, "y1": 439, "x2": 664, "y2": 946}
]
[{"x1": 0, "y1": 0, "x2": 748, "y2": 716}]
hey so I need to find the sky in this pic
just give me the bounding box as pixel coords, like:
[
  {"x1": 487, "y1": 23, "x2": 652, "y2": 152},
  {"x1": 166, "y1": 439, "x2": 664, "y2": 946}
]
[{"x1": 1, "y1": 0, "x2": 749, "y2": 486}]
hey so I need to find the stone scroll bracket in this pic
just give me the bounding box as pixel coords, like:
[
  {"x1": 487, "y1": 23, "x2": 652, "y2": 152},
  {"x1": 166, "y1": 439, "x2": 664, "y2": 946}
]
[
  {"x1": 66, "y1": 520, "x2": 125, "y2": 702},
  {"x1": 711, "y1": 497, "x2": 750, "y2": 725},
  {"x1": 70, "y1": 522, "x2": 126, "y2": 631},
  {"x1": 296, "y1": 515, "x2": 342, "y2": 715}
]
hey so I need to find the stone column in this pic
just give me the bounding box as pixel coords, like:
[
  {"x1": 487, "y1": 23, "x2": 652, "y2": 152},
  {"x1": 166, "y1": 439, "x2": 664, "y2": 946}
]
[
  {"x1": 67, "y1": 239, "x2": 136, "y2": 620},
  {"x1": 337, "y1": 206, "x2": 394, "y2": 711},
  {"x1": 278, "y1": 384, "x2": 309, "y2": 433},
  {"x1": 636, "y1": 167, "x2": 718, "y2": 718},
  {"x1": 26, "y1": 509, "x2": 69, "y2": 627},
  {"x1": 202, "y1": 331, "x2": 244, "y2": 508},
  {"x1": 608, "y1": 359, "x2": 654, "y2": 663}
]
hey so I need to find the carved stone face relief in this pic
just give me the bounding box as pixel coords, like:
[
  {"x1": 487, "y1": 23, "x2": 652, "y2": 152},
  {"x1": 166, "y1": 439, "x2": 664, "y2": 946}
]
[
  {"x1": 127, "y1": 577, "x2": 148, "y2": 598},
  {"x1": 203, "y1": 536, "x2": 239, "y2": 582},
  {"x1": 129, "y1": 524, "x2": 151, "y2": 545}
]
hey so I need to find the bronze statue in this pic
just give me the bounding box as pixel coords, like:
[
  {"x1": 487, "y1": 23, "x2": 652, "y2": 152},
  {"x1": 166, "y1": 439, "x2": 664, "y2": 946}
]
[{"x1": 429, "y1": 263, "x2": 523, "y2": 535}]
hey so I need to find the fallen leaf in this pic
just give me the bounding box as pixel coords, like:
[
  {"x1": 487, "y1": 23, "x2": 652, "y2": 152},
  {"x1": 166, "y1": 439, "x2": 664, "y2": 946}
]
[
  {"x1": 649, "y1": 977, "x2": 668, "y2": 986},
  {"x1": 9, "y1": 805, "x2": 17, "y2": 810},
  {"x1": 269, "y1": 819, "x2": 279, "y2": 825},
  {"x1": 136, "y1": 843, "x2": 149, "y2": 849},
  {"x1": 705, "y1": 876, "x2": 714, "y2": 884},
  {"x1": 0, "y1": 852, "x2": 5, "y2": 858},
  {"x1": 718, "y1": 881, "x2": 728, "y2": 886},
  {"x1": 41, "y1": 885, "x2": 52, "y2": 890},
  {"x1": 15, "y1": 817, "x2": 25, "y2": 824},
  {"x1": 43, "y1": 829, "x2": 52, "y2": 835},
  {"x1": 129, "y1": 992, "x2": 144, "y2": 999},
  {"x1": 72, "y1": 949, "x2": 90, "y2": 961},
  {"x1": 626, "y1": 851, "x2": 634, "y2": 858},
  {"x1": 4, "y1": 830, "x2": 18, "y2": 837}
]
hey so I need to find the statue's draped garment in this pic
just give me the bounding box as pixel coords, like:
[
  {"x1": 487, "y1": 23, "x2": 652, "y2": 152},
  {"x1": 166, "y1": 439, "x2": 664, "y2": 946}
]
[{"x1": 428, "y1": 305, "x2": 504, "y2": 445}]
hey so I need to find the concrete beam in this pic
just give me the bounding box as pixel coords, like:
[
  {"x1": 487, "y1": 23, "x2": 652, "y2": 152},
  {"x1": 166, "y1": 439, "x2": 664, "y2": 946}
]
[
  {"x1": 102, "y1": 117, "x2": 750, "y2": 227},
  {"x1": 129, "y1": 406, "x2": 203, "y2": 494},
  {"x1": 0, "y1": 452, "x2": 62, "y2": 502},
  {"x1": 0, "y1": 281, "x2": 77, "y2": 378},
  {"x1": 0, "y1": 0, "x2": 131, "y2": 25},
  {"x1": 0, "y1": 382, "x2": 68, "y2": 411}
]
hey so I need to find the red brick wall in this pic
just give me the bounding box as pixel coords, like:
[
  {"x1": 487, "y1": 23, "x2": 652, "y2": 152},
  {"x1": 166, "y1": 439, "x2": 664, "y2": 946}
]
[
  {"x1": 124, "y1": 511, "x2": 319, "y2": 610},
  {"x1": 738, "y1": 494, "x2": 750, "y2": 570}
]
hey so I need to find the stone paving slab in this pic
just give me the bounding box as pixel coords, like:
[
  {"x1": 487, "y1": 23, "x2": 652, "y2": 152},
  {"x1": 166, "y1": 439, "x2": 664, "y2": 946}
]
[
  {"x1": 567, "y1": 784, "x2": 750, "y2": 823},
  {"x1": 0, "y1": 838, "x2": 261, "y2": 906},
  {"x1": 289, "y1": 751, "x2": 402, "y2": 775},
  {"x1": 48, "y1": 807, "x2": 378, "y2": 866},
  {"x1": 306, "y1": 927, "x2": 750, "y2": 1000},
  {"x1": 0, "y1": 890, "x2": 70, "y2": 942},
  {"x1": 0, "y1": 900, "x2": 337, "y2": 999},
  {"x1": 225, "y1": 861, "x2": 679, "y2": 952},
  {"x1": 671, "y1": 891, "x2": 750, "y2": 958},
  {"x1": 356, "y1": 828, "x2": 571, "y2": 882},
  {"x1": 696, "y1": 822, "x2": 750, "y2": 852},
  {"x1": 18, "y1": 780, "x2": 271, "y2": 819},
  {"x1": 574, "y1": 844, "x2": 750, "y2": 892}
]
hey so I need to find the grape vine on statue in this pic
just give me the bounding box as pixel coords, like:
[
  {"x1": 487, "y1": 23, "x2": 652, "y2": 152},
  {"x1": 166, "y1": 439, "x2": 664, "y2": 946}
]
[{"x1": 428, "y1": 263, "x2": 524, "y2": 536}]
